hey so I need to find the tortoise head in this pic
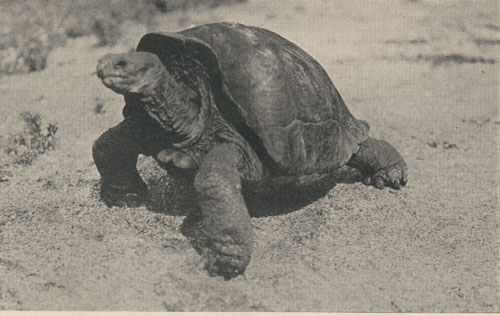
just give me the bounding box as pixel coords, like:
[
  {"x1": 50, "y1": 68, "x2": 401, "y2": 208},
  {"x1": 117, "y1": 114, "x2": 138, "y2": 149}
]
[
  {"x1": 97, "y1": 50, "x2": 212, "y2": 148},
  {"x1": 97, "y1": 52, "x2": 167, "y2": 95}
]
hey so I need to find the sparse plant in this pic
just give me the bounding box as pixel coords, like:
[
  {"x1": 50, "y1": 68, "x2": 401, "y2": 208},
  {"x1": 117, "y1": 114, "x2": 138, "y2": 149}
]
[
  {"x1": 94, "y1": 98, "x2": 106, "y2": 114},
  {"x1": 412, "y1": 54, "x2": 496, "y2": 66},
  {"x1": 92, "y1": 15, "x2": 122, "y2": 47},
  {"x1": 4, "y1": 111, "x2": 58, "y2": 165},
  {"x1": 0, "y1": 0, "x2": 248, "y2": 75}
]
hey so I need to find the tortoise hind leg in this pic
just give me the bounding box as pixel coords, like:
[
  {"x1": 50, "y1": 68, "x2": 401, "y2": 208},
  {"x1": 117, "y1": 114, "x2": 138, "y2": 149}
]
[
  {"x1": 347, "y1": 137, "x2": 408, "y2": 189},
  {"x1": 194, "y1": 143, "x2": 257, "y2": 279}
]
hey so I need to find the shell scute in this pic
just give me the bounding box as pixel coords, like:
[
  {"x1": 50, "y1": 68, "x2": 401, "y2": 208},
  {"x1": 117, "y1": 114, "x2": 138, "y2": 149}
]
[{"x1": 137, "y1": 22, "x2": 370, "y2": 175}]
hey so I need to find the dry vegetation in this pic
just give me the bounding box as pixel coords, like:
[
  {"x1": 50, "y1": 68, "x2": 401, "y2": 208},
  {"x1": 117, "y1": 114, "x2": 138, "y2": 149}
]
[
  {"x1": 0, "y1": 0, "x2": 246, "y2": 74},
  {"x1": 3, "y1": 112, "x2": 58, "y2": 165},
  {"x1": 0, "y1": 0, "x2": 245, "y2": 164}
]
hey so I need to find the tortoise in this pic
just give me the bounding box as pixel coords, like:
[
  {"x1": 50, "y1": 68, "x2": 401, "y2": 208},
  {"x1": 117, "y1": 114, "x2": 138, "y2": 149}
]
[{"x1": 93, "y1": 22, "x2": 408, "y2": 279}]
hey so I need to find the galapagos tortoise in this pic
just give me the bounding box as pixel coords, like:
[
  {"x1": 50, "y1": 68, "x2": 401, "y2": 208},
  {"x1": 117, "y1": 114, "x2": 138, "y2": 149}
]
[{"x1": 93, "y1": 22, "x2": 408, "y2": 279}]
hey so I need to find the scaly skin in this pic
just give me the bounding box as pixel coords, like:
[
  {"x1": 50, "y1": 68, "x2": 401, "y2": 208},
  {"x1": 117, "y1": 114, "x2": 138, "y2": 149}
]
[
  {"x1": 92, "y1": 113, "x2": 170, "y2": 207},
  {"x1": 194, "y1": 143, "x2": 256, "y2": 279},
  {"x1": 347, "y1": 137, "x2": 408, "y2": 189},
  {"x1": 95, "y1": 52, "x2": 263, "y2": 278},
  {"x1": 94, "y1": 51, "x2": 407, "y2": 279}
]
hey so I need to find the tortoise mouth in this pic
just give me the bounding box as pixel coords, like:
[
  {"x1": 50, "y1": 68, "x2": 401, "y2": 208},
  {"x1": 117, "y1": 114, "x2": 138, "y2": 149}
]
[
  {"x1": 101, "y1": 74, "x2": 129, "y2": 81},
  {"x1": 100, "y1": 75, "x2": 137, "y2": 93},
  {"x1": 97, "y1": 69, "x2": 128, "y2": 79}
]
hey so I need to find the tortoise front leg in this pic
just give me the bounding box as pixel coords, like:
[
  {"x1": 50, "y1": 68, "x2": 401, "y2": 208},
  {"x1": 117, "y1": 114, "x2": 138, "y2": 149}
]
[
  {"x1": 92, "y1": 115, "x2": 169, "y2": 207},
  {"x1": 347, "y1": 137, "x2": 408, "y2": 189},
  {"x1": 194, "y1": 143, "x2": 255, "y2": 279}
]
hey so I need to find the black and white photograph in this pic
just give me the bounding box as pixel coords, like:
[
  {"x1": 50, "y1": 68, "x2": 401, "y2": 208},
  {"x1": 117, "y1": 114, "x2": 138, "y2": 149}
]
[{"x1": 0, "y1": 0, "x2": 498, "y2": 312}]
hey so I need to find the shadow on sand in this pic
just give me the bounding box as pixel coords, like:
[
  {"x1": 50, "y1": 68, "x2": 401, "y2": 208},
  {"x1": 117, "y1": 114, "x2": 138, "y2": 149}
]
[{"x1": 143, "y1": 166, "x2": 362, "y2": 253}]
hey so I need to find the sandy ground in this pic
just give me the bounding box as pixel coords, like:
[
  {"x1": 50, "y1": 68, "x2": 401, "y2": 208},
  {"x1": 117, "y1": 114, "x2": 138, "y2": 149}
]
[{"x1": 0, "y1": 0, "x2": 498, "y2": 312}]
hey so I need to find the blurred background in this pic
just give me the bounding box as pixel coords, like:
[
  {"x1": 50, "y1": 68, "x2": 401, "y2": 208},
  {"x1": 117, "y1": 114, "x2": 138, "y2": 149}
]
[{"x1": 0, "y1": 0, "x2": 247, "y2": 74}]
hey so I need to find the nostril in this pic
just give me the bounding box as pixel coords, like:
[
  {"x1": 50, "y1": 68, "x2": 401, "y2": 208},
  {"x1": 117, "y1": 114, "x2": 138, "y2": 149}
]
[{"x1": 116, "y1": 59, "x2": 127, "y2": 68}]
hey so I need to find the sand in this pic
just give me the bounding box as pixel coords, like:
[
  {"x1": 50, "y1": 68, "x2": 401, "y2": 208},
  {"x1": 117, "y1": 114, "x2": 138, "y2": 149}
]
[{"x1": 0, "y1": 0, "x2": 498, "y2": 312}]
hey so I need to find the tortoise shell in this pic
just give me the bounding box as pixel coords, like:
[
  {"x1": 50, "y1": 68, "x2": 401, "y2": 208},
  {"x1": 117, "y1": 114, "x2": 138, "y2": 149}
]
[{"x1": 137, "y1": 22, "x2": 369, "y2": 176}]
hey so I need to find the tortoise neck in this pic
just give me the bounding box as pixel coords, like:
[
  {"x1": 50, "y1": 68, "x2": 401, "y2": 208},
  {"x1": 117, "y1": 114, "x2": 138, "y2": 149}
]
[
  {"x1": 167, "y1": 72, "x2": 213, "y2": 148},
  {"x1": 132, "y1": 67, "x2": 212, "y2": 148},
  {"x1": 130, "y1": 64, "x2": 242, "y2": 151}
]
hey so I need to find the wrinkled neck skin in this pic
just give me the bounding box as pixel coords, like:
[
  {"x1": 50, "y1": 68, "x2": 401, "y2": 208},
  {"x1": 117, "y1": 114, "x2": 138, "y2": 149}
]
[
  {"x1": 125, "y1": 68, "x2": 210, "y2": 149},
  {"x1": 124, "y1": 67, "x2": 262, "y2": 179}
]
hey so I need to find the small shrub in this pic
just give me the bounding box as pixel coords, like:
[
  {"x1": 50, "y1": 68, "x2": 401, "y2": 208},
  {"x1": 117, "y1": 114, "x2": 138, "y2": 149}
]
[
  {"x1": 484, "y1": 24, "x2": 500, "y2": 31},
  {"x1": 94, "y1": 98, "x2": 106, "y2": 114},
  {"x1": 0, "y1": 29, "x2": 57, "y2": 74},
  {"x1": 4, "y1": 112, "x2": 58, "y2": 165},
  {"x1": 472, "y1": 38, "x2": 500, "y2": 46},
  {"x1": 385, "y1": 38, "x2": 427, "y2": 45},
  {"x1": 404, "y1": 54, "x2": 496, "y2": 66},
  {"x1": 0, "y1": 0, "x2": 248, "y2": 75},
  {"x1": 0, "y1": 1, "x2": 67, "y2": 75},
  {"x1": 92, "y1": 15, "x2": 122, "y2": 47},
  {"x1": 149, "y1": 0, "x2": 247, "y2": 11}
]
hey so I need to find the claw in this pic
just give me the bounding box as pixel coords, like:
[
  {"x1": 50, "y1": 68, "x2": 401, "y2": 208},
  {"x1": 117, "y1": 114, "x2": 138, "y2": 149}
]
[
  {"x1": 102, "y1": 192, "x2": 147, "y2": 208},
  {"x1": 401, "y1": 174, "x2": 408, "y2": 186},
  {"x1": 392, "y1": 179, "x2": 401, "y2": 189},
  {"x1": 375, "y1": 177, "x2": 385, "y2": 189},
  {"x1": 363, "y1": 176, "x2": 372, "y2": 186}
]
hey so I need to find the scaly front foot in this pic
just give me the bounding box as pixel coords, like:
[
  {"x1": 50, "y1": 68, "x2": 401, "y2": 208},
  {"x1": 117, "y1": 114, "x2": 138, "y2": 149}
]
[
  {"x1": 362, "y1": 160, "x2": 408, "y2": 189},
  {"x1": 194, "y1": 143, "x2": 255, "y2": 279},
  {"x1": 348, "y1": 137, "x2": 408, "y2": 190},
  {"x1": 100, "y1": 178, "x2": 149, "y2": 207}
]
